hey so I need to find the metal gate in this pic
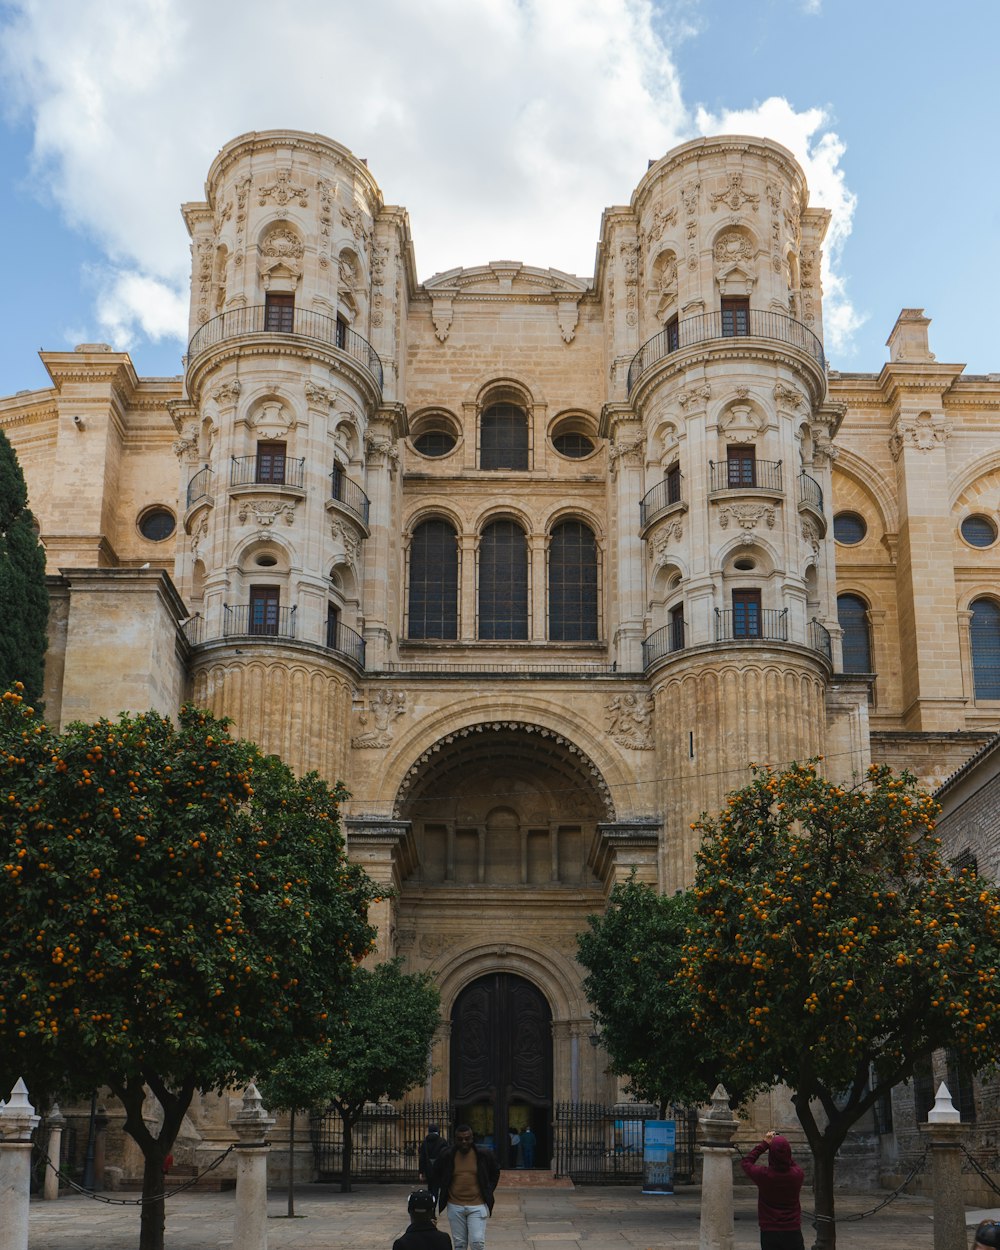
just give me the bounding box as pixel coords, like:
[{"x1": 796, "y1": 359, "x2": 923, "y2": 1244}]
[
  {"x1": 310, "y1": 1101, "x2": 451, "y2": 1183},
  {"x1": 553, "y1": 1102, "x2": 697, "y2": 1184}
]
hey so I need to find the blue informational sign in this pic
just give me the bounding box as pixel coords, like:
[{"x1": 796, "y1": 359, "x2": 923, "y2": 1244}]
[{"x1": 642, "y1": 1120, "x2": 676, "y2": 1194}]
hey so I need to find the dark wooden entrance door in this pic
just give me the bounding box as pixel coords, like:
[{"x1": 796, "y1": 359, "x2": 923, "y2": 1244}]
[{"x1": 450, "y1": 973, "x2": 552, "y2": 1169}]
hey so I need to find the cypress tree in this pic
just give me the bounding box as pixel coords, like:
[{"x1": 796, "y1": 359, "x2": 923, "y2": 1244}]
[{"x1": 0, "y1": 429, "x2": 48, "y2": 704}]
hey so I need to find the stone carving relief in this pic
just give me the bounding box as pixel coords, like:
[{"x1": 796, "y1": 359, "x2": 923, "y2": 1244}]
[
  {"x1": 889, "y1": 412, "x2": 950, "y2": 460},
  {"x1": 195, "y1": 237, "x2": 214, "y2": 326},
  {"x1": 260, "y1": 225, "x2": 304, "y2": 261},
  {"x1": 608, "y1": 435, "x2": 644, "y2": 467},
  {"x1": 432, "y1": 296, "x2": 454, "y2": 343},
  {"x1": 801, "y1": 518, "x2": 821, "y2": 557},
  {"x1": 317, "y1": 178, "x2": 335, "y2": 269},
  {"x1": 365, "y1": 435, "x2": 400, "y2": 469},
  {"x1": 799, "y1": 245, "x2": 818, "y2": 326},
  {"x1": 719, "y1": 401, "x2": 766, "y2": 443},
  {"x1": 210, "y1": 380, "x2": 242, "y2": 407},
  {"x1": 330, "y1": 520, "x2": 361, "y2": 565},
  {"x1": 233, "y1": 175, "x2": 252, "y2": 267},
  {"x1": 340, "y1": 204, "x2": 372, "y2": 253},
  {"x1": 620, "y1": 240, "x2": 639, "y2": 327},
  {"x1": 172, "y1": 424, "x2": 199, "y2": 462},
  {"x1": 190, "y1": 517, "x2": 209, "y2": 559},
  {"x1": 371, "y1": 243, "x2": 389, "y2": 328},
  {"x1": 557, "y1": 298, "x2": 580, "y2": 343},
  {"x1": 645, "y1": 203, "x2": 677, "y2": 243},
  {"x1": 247, "y1": 399, "x2": 294, "y2": 438},
  {"x1": 648, "y1": 523, "x2": 684, "y2": 568},
  {"x1": 237, "y1": 499, "x2": 296, "y2": 527},
  {"x1": 714, "y1": 231, "x2": 756, "y2": 295},
  {"x1": 304, "y1": 381, "x2": 335, "y2": 407},
  {"x1": 710, "y1": 172, "x2": 760, "y2": 214},
  {"x1": 351, "y1": 689, "x2": 406, "y2": 749},
  {"x1": 717, "y1": 503, "x2": 776, "y2": 531},
  {"x1": 765, "y1": 183, "x2": 783, "y2": 274},
  {"x1": 650, "y1": 250, "x2": 678, "y2": 320},
  {"x1": 677, "y1": 383, "x2": 711, "y2": 411},
  {"x1": 682, "y1": 182, "x2": 700, "y2": 270},
  {"x1": 605, "y1": 693, "x2": 654, "y2": 751},
  {"x1": 257, "y1": 170, "x2": 308, "y2": 207},
  {"x1": 773, "y1": 382, "x2": 805, "y2": 410}
]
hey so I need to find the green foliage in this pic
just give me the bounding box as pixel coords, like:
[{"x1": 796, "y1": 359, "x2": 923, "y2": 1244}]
[
  {"x1": 577, "y1": 878, "x2": 719, "y2": 1108},
  {"x1": 0, "y1": 431, "x2": 48, "y2": 705},
  {"x1": 0, "y1": 691, "x2": 378, "y2": 1105}
]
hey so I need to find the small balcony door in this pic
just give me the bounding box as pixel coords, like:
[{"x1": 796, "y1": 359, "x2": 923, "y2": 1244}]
[
  {"x1": 721, "y1": 297, "x2": 750, "y2": 337},
  {"x1": 249, "y1": 586, "x2": 280, "y2": 636},
  {"x1": 732, "y1": 588, "x2": 762, "y2": 639},
  {"x1": 264, "y1": 292, "x2": 295, "y2": 332},
  {"x1": 665, "y1": 462, "x2": 681, "y2": 505},
  {"x1": 669, "y1": 604, "x2": 685, "y2": 652},
  {"x1": 326, "y1": 602, "x2": 341, "y2": 650},
  {"x1": 665, "y1": 314, "x2": 680, "y2": 352},
  {"x1": 256, "y1": 441, "x2": 287, "y2": 485},
  {"x1": 727, "y1": 445, "x2": 756, "y2": 488}
]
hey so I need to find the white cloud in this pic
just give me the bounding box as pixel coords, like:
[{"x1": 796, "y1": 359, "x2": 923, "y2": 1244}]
[{"x1": 0, "y1": 0, "x2": 862, "y2": 353}]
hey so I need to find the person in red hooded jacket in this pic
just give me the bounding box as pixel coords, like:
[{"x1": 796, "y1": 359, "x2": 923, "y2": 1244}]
[{"x1": 740, "y1": 1129, "x2": 805, "y2": 1250}]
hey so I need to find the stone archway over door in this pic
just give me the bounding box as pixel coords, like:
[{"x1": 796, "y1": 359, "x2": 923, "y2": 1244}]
[{"x1": 451, "y1": 973, "x2": 552, "y2": 1168}]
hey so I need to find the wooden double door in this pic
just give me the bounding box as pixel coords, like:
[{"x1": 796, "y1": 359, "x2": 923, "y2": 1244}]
[{"x1": 450, "y1": 973, "x2": 552, "y2": 1169}]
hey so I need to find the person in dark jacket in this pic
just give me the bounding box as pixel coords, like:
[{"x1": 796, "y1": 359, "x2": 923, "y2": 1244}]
[
  {"x1": 392, "y1": 1189, "x2": 452, "y2": 1250},
  {"x1": 430, "y1": 1125, "x2": 500, "y2": 1250},
  {"x1": 419, "y1": 1123, "x2": 448, "y2": 1196},
  {"x1": 739, "y1": 1130, "x2": 805, "y2": 1250}
]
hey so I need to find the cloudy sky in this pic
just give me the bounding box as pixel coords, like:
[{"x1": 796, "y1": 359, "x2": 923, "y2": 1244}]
[{"x1": 1, "y1": 0, "x2": 996, "y2": 394}]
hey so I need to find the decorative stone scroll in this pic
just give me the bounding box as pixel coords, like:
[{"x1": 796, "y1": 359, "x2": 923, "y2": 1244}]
[
  {"x1": 647, "y1": 523, "x2": 684, "y2": 570},
  {"x1": 210, "y1": 379, "x2": 242, "y2": 407},
  {"x1": 620, "y1": 240, "x2": 639, "y2": 327},
  {"x1": 677, "y1": 383, "x2": 711, "y2": 411},
  {"x1": 717, "y1": 503, "x2": 776, "y2": 531},
  {"x1": 608, "y1": 435, "x2": 644, "y2": 467},
  {"x1": 237, "y1": 499, "x2": 296, "y2": 527},
  {"x1": 682, "y1": 182, "x2": 700, "y2": 270},
  {"x1": 351, "y1": 689, "x2": 406, "y2": 749},
  {"x1": 773, "y1": 382, "x2": 805, "y2": 410},
  {"x1": 605, "y1": 693, "x2": 654, "y2": 750},
  {"x1": 257, "y1": 170, "x2": 308, "y2": 207},
  {"x1": 645, "y1": 203, "x2": 677, "y2": 243},
  {"x1": 889, "y1": 413, "x2": 950, "y2": 460},
  {"x1": 710, "y1": 172, "x2": 760, "y2": 214}
]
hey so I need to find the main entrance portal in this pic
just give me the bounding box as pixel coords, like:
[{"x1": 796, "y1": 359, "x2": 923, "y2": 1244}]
[{"x1": 451, "y1": 973, "x2": 552, "y2": 1169}]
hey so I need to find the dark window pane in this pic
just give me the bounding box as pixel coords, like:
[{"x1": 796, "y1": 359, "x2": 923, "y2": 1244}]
[
  {"x1": 721, "y1": 297, "x2": 750, "y2": 336},
  {"x1": 264, "y1": 293, "x2": 294, "y2": 332},
  {"x1": 256, "y1": 441, "x2": 286, "y2": 484},
  {"x1": 665, "y1": 315, "x2": 679, "y2": 352},
  {"x1": 414, "y1": 430, "x2": 457, "y2": 457},
  {"x1": 409, "y1": 519, "x2": 458, "y2": 639},
  {"x1": 971, "y1": 598, "x2": 1000, "y2": 699},
  {"x1": 669, "y1": 605, "x2": 685, "y2": 651},
  {"x1": 138, "y1": 508, "x2": 175, "y2": 542},
  {"x1": 479, "y1": 520, "x2": 528, "y2": 639},
  {"x1": 732, "y1": 589, "x2": 761, "y2": 638},
  {"x1": 666, "y1": 463, "x2": 681, "y2": 505},
  {"x1": 961, "y1": 515, "x2": 997, "y2": 548},
  {"x1": 326, "y1": 603, "x2": 341, "y2": 649},
  {"x1": 834, "y1": 512, "x2": 867, "y2": 545},
  {"x1": 552, "y1": 432, "x2": 594, "y2": 458},
  {"x1": 249, "y1": 586, "x2": 279, "y2": 635},
  {"x1": 727, "y1": 446, "x2": 756, "y2": 487},
  {"x1": 481, "y1": 403, "x2": 529, "y2": 470},
  {"x1": 549, "y1": 521, "x2": 598, "y2": 641},
  {"x1": 838, "y1": 593, "x2": 872, "y2": 673}
]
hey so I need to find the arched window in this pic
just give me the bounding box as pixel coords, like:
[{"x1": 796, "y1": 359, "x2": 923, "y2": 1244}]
[
  {"x1": 408, "y1": 519, "x2": 459, "y2": 640},
  {"x1": 479, "y1": 519, "x2": 528, "y2": 639},
  {"x1": 480, "y1": 403, "x2": 529, "y2": 470},
  {"x1": 837, "y1": 593, "x2": 872, "y2": 673},
  {"x1": 548, "y1": 520, "x2": 598, "y2": 641},
  {"x1": 970, "y1": 597, "x2": 1000, "y2": 699}
]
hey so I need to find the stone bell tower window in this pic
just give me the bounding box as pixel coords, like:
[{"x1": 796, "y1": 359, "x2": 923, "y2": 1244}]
[{"x1": 264, "y1": 292, "x2": 294, "y2": 332}]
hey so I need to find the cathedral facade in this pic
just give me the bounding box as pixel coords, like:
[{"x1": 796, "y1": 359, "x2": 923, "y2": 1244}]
[{"x1": 3, "y1": 129, "x2": 1000, "y2": 1171}]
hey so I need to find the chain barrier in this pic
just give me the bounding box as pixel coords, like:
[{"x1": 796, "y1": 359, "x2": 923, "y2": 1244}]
[
  {"x1": 36, "y1": 1143, "x2": 236, "y2": 1206},
  {"x1": 733, "y1": 1141, "x2": 928, "y2": 1225},
  {"x1": 961, "y1": 1144, "x2": 1000, "y2": 1198}
]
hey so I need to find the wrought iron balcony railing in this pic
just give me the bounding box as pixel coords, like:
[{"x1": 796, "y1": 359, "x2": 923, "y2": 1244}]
[
  {"x1": 799, "y1": 472, "x2": 824, "y2": 511},
  {"x1": 326, "y1": 619, "x2": 366, "y2": 667},
  {"x1": 627, "y1": 310, "x2": 825, "y2": 393},
  {"x1": 223, "y1": 603, "x2": 297, "y2": 639},
  {"x1": 715, "y1": 607, "x2": 788, "y2": 643},
  {"x1": 187, "y1": 305, "x2": 384, "y2": 390},
  {"x1": 809, "y1": 618, "x2": 832, "y2": 662},
  {"x1": 639, "y1": 473, "x2": 684, "y2": 528},
  {"x1": 709, "y1": 459, "x2": 783, "y2": 494},
  {"x1": 329, "y1": 468, "x2": 371, "y2": 526},
  {"x1": 230, "y1": 455, "x2": 306, "y2": 490},
  {"x1": 186, "y1": 465, "x2": 213, "y2": 509},
  {"x1": 641, "y1": 619, "x2": 686, "y2": 667}
]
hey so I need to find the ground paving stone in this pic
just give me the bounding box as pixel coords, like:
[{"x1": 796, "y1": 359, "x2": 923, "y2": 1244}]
[{"x1": 24, "y1": 1181, "x2": 989, "y2": 1249}]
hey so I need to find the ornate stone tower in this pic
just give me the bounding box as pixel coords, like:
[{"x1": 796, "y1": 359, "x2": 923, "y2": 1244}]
[
  {"x1": 599, "y1": 136, "x2": 847, "y2": 888},
  {"x1": 174, "y1": 130, "x2": 410, "y2": 780}
]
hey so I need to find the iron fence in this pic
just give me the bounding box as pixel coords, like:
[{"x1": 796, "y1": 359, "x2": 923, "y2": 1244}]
[
  {"x1": 330, "y1": 467, "x2": 371, "y2": 525},
  {"x1": 715, "y1": 606, "x2": 788, "y2": 643},
  {"x1": 639, "y1": 473, "x2": 684, "y2": 528},
  {"x1": 186, "y1": 465, "x2": 213, "y2": 508},
  {"x1": 230, "y1": 455, "x2": 306, "y2": 490},
  {"x1": 310, "y1": 1101, "x2": 451, "y2": 1183},
  {"x1": 709, "y1": 458, "x2": 783, "y2": 494},
  {"x1": 553, "y1": 1102, "x2": 697, "y2": 1184},
  {"x1": 326, "y1": 618, "x2": 366, "y2": 667},
  {"x1": 799, "y1": 471, "x2": 824, "y2": 511}
]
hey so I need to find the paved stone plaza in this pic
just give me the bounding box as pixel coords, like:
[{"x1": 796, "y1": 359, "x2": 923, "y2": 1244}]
[{"x1": 23, "y1": 1180, "x2": 996, "y2": 1249}]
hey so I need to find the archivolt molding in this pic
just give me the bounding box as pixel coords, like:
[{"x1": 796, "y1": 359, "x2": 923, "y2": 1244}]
[
  {"x1": 463, "y1": 370, "x2": 547, "y2": 414},
  {"x1": 831, "y1": 446, "x2": 899, "y2": 535},
  {"x1": 426, "y1": 941, "x2": 588, "y2": 1021},
  {"x1": 948, "y1": 448, "x2": 1000, "y2": 510}
]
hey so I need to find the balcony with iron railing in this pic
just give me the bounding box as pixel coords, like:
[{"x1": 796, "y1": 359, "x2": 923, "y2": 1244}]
[
  {"x1": 641, "y1": 612, "x2": 833, "y2": 668},
  {"x1": 326, "y1": 618, "x2": 366, "y2": 667},
  {"x1": 186, "y1": 607, "x2": 367, "y2": 668},
  {"x1": 187, "y1": 305, "x2": 383, "y2": 392},
  {"x1": 230, "y1": 455, "x2": 306, "y2": 491},
  {"x1": 798, "y1": 471, "x2": 827, "y2": 535},
  {"x1": 715, "y1": 607, "x2": 788, "y2": 642},
  {"x1": 223, "y1": 603, "x2": 297, "y2": 639},
  {"x1": 627, "y1": 310, "x2": 826, "y2": 394},
  {"x1": 639, "y1": 472, "x2": 685, "y2": 529},
  {"x1": 328, "y1": 467, "x2": 371, "y2": 527},
  {"x1": 709, "y1": 458, "x2": 783, "y2": 494},
  {"x1": 186, "y1": 465, "x2": 214, "y2": 509}
]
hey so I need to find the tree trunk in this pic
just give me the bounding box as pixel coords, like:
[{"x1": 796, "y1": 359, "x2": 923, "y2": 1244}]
[
  {"x1": 287, "y1": 1108, "x2": 296, "y2": 1218},
  {"x1": 138, "y1": 1149, "x2": 169, "y2": 1250},
  {"x1": 340, "y1": 1113, "x2": 353, "y2": 1193},
  {"x1": 809, "y1": 1142, "x2": 838, "y2": 1250}
]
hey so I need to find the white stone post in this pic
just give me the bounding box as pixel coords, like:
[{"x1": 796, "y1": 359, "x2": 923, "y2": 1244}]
[
  {"x1": 43, "y1": 1103, "x2": 66, "y2": 1200},
  {"x1": 230, "y1": 1082, "x2": 275, "y2": 1250},
  {"x1": 0, "y1": 1078, "x2": 41, "y2": 1250},
  {"x1": 919, "y1": 1082, "x2": 967, "y2": 1250},
  {"x1": 698, "y1": 1083, "x2": 738, "y2": 1250}
]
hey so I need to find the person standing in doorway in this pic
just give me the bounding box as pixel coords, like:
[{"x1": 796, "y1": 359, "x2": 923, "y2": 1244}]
[
  {"x1": 519, "y1": 1125, "x2": 536, "y2": 1169},
  {"x1": 739, "y1": 1130, "x2": 805, "y2": 1250},
  {"x1": 431, "y1": 1124, "x2": 500, "y2": 1250}
]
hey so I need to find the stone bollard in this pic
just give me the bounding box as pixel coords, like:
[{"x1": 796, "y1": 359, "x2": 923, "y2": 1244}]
[
  {"x1": 43, "y1": 1103, "x2": 66, "y2": 1201},
  {"x1": 919, "y1": 1082, "x2": 967, "y2": 1250},
  {"x1": 0, "y1": 1078, "x2": 41, "y2": 1250},
  {"x1": 698, "y1": 1083, "x2": 739, "y2": 1250},
  {"x1": 230, "y1": 1082, "x2": 275, "y2": 1250}
]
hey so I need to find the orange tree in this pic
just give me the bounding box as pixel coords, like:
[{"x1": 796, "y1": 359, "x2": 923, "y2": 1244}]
[
  {"x1": 680, "y1": 760, "x2": 1000, "y2": 1250},
  {"x1": 0, "y1": 688, "x2": 377, "y2": 1250}
]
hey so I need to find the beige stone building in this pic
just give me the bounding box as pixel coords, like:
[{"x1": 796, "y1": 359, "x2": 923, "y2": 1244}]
[{"x1": 3, "y1": 129, "x2": 1000, "y2": 1175}]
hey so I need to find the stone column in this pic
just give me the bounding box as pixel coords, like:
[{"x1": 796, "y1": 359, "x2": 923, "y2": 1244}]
[
  {"x1": 230, "y1": 1083, "x2": 275, "y2": 1250},
  {"x1": 43, "y1": 1103, "x2": 66, "y2": 1200},
  {"x1": 0, "y1": 1078, "x2": 41, "y2": 1250},
  {"x1": 698, "y1": 1084, "x2": 738, "y2": 1250},
  {"x1": 919, "y1": 1083, "x2": 967, "y2": 1250}
]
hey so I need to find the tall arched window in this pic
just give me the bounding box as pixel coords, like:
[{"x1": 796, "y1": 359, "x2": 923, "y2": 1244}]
[
  {"x1": 480, "y1": 403, "x2": 529, "y2": 470},
  {"x1": 970, "y1": 597, "x2": 1000, "y2": 699},
  {"x1": 408, "y1": 519, "x2": 459, "y2": 639},
  {"x1": 479, "y1": 519, "x2": 528, "y2": 639},
  {"x1": 837, "y1": 593, "x2": 872, "y2": 673},
  {"x1": 549, "y1": 520, "x2": 598, "y2": 641}
]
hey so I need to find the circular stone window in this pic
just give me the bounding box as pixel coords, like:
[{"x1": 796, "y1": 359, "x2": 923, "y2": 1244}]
[
  {"x1": 961, "y1": 514, "x2": 998, "y2": 548},
  {"x1": 552, "y1": 431, "x2": 595, "y2": 458},
  {"x1": 733, "y1": 557, "x2": 757, "y2": 571},
  {"x1": 255, "y1": 553, "x2": 278, "y2": 567},
  {"x1": 138, "y1": 507, "x2": 176, "y2": 542},
  {"x1": 833, "y1": 512, "x2": 867, "y2": 545},
  {"x1": 413, "y1": 429, "x2": 457, "y2": 457}
]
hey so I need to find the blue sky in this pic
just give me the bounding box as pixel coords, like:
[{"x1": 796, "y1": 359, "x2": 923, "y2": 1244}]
[{"x1": 1, "y1": 0, "x2": 997, "y2": 396}]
